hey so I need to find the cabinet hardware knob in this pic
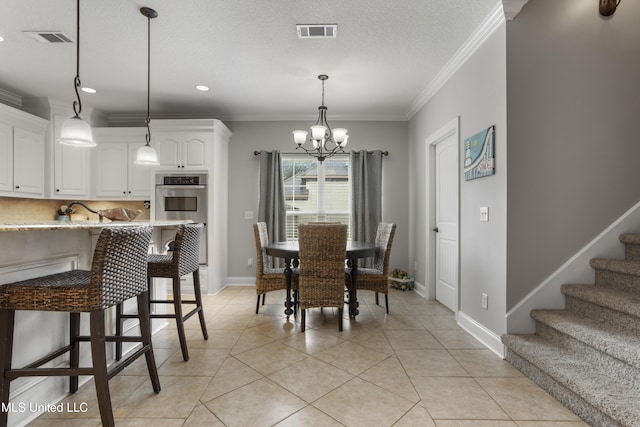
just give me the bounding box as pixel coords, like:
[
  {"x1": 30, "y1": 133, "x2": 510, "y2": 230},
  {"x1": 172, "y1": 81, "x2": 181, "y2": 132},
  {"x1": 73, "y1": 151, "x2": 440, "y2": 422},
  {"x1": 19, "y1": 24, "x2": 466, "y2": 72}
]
[
  {"x1": 56, "y1": 189, "x2": 60, "y2": 192},
  {"x1": 15, "y1": 186, "x2": 19, "y2": 189},
  {"x1": 432, "y1": 227, "x2": 439, "y2": 232}
]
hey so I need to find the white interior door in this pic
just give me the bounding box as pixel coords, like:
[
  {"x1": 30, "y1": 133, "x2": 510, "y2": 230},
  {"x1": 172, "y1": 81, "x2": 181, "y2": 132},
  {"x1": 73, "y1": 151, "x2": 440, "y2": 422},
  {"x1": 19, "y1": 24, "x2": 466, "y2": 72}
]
[{"x1": 434, "y1": 129, "x2": 459, "y2": 312}]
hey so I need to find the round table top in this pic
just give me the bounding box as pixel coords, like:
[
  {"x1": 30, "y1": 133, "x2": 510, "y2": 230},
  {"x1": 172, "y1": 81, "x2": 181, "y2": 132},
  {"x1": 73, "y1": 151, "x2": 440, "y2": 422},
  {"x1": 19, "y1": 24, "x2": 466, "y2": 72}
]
[{"x1": 266, "y1": 241, "x2": 376, "y2": 259}]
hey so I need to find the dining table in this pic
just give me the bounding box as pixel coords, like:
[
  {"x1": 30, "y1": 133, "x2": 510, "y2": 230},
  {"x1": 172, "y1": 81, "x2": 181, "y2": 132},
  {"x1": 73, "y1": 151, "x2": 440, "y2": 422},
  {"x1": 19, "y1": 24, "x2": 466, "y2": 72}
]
[{"x1": 265, "y1": 240, "x2": 377, "y2": 319}]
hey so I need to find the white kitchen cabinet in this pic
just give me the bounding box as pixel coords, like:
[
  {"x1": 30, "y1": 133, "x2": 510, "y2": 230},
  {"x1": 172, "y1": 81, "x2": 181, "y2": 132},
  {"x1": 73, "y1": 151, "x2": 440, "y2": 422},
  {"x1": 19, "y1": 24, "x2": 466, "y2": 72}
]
[
  {"x1": 154, "y1": 132, "x2": 209, "y2": 169},
  {"x1": 0, "y1": 104, "x2": 48, "y2": 198},
  {"x1": 52, "y1": 113, "x2": 92, "y2": 198},
  {"x1": 93, "y1": 128, "x2": 153, "y2": 200}
]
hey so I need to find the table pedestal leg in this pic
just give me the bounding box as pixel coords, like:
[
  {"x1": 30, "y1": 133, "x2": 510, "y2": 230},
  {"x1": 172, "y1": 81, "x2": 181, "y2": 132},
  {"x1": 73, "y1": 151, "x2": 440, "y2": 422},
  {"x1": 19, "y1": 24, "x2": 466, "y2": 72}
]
[
  {"x1": 348, "y1": 258, "x2": 360, "y2": 319},
  {"x1": 284, "y1": 258, "x2": 293, "y2": 318}
]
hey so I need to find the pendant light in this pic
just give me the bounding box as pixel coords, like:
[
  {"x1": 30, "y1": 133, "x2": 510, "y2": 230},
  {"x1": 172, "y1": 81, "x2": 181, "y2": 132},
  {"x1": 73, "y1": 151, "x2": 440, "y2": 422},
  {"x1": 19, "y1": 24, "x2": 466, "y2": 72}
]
[
  {"x1": 57, "y1": 0, "x2": 95, "y2": 147},
  {"x1": 135, "y1": 7, "x2": 160, "y2": 165}
]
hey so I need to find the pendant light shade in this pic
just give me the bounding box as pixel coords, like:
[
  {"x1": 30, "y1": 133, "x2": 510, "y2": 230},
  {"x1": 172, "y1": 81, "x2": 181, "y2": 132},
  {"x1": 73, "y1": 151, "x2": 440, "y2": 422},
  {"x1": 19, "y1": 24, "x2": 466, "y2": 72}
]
[
  {"x1": 135, "y1": 6, "x2": 160, "y2": 166},
  {"x1": 58, "y1": 114, "x2": 95, "y2": 147},
  {"x1": 135, "y1": 141, "x2": 159, "y2": 165},
  {"x1": 58, "y1": 0, "x2": 95, "y2": 147}
]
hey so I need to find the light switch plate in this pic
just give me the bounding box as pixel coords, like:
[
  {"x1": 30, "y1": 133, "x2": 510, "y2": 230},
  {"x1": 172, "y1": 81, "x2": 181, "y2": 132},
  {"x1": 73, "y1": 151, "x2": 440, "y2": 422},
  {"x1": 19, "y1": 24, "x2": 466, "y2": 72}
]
[{"x1": 480, "y1": 206, "x2": 489, "y2": 222}]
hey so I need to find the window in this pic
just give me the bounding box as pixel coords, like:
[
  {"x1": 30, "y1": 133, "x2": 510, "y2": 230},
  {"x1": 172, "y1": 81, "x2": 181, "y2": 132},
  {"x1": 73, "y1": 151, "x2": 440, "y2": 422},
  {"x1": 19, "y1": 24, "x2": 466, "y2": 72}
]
[{"x1": 282, "y1": 155, "x2": 351, "y2": 240}]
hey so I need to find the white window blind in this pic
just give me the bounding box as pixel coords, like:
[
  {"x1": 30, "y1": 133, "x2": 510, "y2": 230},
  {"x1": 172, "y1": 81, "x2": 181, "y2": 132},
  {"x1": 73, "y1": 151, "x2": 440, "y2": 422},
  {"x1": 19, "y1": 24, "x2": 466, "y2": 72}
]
[{"x1": 282, "y1": 155, "x2": 351, "y2": 241}]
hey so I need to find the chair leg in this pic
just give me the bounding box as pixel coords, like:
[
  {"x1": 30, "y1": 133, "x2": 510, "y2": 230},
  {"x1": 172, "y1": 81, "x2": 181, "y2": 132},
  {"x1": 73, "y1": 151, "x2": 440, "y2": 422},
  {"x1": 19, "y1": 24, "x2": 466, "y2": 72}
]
[
  {"x1": 0, "y1": 309, "x2": 15, "y2": 427},
  {"x1": 89, "y1": 310, "x2": 114, "y2": 427},
  {"x1": 137, "y1": 292, "x2": 161, "y2": 394},
  {"x1": 255, "y1": 295, "x2": 261, "y2": 314},
  {"x1": 385, "y1": 294, "x2": 389, "y2": 314},
  {"x1": 262, "y1": 293, "x2": 266, "y2": 306},
  {"x1": 172, "y1": 276, "x2": 189, "y2": 361},
  {"x1": 114, "y1": 303, "x2": 123, "y2": 361},
  {"x1": 301, "y1": 309, "x2": 306, "y2": 332},
  {"x1": 375, "y1": 292, "x2": 379, "y2": 306},
  {"x1": 193, "y1": 270, "x2": 208, "y2": 340},
  {"x1": 338, "y1": 308, "x2": 343, "y2": 331},
  {"x1": 69, "y1": 312, "x2": 80, "y2": 393}
]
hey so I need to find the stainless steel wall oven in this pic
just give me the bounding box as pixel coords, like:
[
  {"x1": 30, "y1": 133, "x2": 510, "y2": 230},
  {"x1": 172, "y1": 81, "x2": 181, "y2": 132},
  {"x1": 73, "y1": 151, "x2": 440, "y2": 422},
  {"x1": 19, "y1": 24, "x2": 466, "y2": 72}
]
[{"x1": 155, "y1": 172, "x2": 208, "y2": 264}]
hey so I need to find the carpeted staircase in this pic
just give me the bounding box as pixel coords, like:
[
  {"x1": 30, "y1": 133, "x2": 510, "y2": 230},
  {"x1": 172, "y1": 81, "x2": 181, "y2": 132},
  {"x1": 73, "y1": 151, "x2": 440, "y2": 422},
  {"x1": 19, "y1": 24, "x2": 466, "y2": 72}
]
[{"x1": 502, "y1": 233, "x2": 640, "y2": 427}]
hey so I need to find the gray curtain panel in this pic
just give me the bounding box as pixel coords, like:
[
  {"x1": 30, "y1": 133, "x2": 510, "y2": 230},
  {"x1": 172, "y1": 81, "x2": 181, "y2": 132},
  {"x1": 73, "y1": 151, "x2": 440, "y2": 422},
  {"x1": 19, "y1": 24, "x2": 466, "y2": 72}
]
[
  {"x1": 258, "y1": 150, "x2": 287, "y2": 246},
  {"x1": 350, "y1": 150, "x2": 383, "y2": 246}
]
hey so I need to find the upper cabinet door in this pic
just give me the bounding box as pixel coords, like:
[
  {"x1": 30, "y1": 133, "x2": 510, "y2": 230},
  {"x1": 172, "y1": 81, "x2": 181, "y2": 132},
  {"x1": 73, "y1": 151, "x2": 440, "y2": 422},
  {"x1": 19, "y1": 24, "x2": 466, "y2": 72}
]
[
  {"x1": 0, "y1": 122, "x2": 13, "y2": 192},
  {"x1": 183, "y1": 134, "x2": 207, "y2": 169},
  {"x1": 155, "y1": 134, "x2": 181, "y2": 169},
  {"x1": 94, "y1": 143, "x2": 128, "y2": 197},
  {"x1": 53, "y1": 114, "x2": 91, "y2": 197},
  {"x1": 13, "y1": 127, "x2": 44, "y2": 195}
]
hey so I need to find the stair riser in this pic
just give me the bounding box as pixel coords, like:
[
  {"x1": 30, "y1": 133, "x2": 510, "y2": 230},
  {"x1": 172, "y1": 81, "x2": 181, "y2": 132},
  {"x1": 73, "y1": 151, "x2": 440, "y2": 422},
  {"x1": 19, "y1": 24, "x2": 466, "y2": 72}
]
[
  {"x1": 535, "y1": 323, "x2": 640, "y2": 388},
  {"x1": 595, "y1": 269, "x2": 640, "y2": 293},
  {"x1": 566, "y1": 296, "x2": 640, "y2": 333},
  {"x1": 624, "y1": 244, "x2": 640, "y2": 261},
  {"x1": 504, "y1": 348, "x2": 620, "y2": 427}
]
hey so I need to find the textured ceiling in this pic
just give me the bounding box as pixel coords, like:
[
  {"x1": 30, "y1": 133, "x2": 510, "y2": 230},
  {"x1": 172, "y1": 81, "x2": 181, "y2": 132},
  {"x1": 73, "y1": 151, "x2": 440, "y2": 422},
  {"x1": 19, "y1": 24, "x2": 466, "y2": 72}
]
[{"x1": 0, "y1": 0, "x2": 503, "y2": 121}]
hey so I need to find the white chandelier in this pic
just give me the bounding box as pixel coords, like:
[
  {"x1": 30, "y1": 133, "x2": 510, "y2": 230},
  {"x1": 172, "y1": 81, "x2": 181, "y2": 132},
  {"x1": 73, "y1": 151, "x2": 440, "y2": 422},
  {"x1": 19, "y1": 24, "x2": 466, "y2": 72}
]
[{"x1": 293, "y1": 74, "x2": 348, "y2": 163}]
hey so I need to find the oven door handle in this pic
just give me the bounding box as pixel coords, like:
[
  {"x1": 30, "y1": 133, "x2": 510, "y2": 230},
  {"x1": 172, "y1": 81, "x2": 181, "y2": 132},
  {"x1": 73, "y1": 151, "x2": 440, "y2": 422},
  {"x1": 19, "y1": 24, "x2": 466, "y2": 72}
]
[{"x1": 155, "y1": 185, "x2": 206, "y2": 189}]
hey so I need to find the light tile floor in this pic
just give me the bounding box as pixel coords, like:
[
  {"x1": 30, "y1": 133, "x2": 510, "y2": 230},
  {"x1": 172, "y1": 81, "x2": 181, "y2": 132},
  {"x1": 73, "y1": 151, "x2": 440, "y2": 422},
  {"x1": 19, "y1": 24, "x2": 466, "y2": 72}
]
[{"x1": 31, "y1": 286, "x2": 588, "y2": 426}]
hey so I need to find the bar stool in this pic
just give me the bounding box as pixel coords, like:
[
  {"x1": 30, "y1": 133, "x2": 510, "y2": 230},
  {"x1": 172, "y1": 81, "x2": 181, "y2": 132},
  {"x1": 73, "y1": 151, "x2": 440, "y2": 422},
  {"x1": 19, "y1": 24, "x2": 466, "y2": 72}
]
[
  {"x1": 116, "y1": 223, "x2": 207, "y2": 362},
  {"x1": 0, "y1": 225, "x2": 160, "y2": 427}
]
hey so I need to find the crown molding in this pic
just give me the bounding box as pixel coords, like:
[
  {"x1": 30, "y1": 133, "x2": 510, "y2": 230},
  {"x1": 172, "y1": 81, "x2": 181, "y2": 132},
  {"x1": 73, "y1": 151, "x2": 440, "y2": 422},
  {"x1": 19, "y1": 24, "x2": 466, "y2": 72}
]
[
  {"x1": 405, "y1": 2, "x2": 506, "y2": 120},
  {"x1": 502, "y1": 0, "x2": 529, "y2": 21},
  {"x1": 0, "y1": 88, "x2": 23, "y2": 109}
]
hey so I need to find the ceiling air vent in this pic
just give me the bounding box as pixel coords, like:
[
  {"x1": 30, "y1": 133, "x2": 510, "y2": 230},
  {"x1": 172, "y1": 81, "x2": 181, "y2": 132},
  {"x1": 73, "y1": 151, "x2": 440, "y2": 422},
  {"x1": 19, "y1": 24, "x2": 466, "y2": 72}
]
[
  {"x1": 23, "y1": 31, "x2": 73, "y2": 43},
  {"x1": 296, "y1": 24, "x2": 337, "y2": 39}
]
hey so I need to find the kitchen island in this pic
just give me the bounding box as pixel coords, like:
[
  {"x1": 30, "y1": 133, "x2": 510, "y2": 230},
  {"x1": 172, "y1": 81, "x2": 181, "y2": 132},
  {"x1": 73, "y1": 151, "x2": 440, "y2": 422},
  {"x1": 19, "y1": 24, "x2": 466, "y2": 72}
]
[{"x1": 0, "y1": 220, "x2": 189, "y2": 427}]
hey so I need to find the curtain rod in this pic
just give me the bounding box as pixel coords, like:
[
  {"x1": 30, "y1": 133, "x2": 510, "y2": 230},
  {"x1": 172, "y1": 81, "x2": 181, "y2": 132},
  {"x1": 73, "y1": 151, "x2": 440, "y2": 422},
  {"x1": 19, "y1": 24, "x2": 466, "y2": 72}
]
[{"x1": 253, "y1": 150, "x2": 389, "y2": 157}]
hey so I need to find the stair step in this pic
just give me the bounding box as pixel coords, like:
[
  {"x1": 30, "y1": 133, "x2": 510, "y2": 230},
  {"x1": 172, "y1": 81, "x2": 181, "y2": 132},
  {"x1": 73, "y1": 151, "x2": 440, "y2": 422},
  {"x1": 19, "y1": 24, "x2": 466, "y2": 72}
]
[
  {"x1": 562, "y1": 284, "x2": 640, "y2": 332},
  {"x1": 590, "y1": 258, "x2": 640, "y2": 292},
  {"x1": 531, "y1": 309, "x2": 640, "y2": 382},
  {"x1": 502, "y1": 334, "x2": 640, "y2": 427},
  {"x1": 620, "y1": 234, "x2": 640, "y2": 261}
]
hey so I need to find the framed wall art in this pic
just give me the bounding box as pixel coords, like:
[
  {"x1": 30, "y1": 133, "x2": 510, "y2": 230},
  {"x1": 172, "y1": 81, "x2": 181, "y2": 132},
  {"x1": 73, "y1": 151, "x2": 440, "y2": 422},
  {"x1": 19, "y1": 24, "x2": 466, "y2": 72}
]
[{"x1": 463, "y1": 125, "x2": 495, "y2": 181}]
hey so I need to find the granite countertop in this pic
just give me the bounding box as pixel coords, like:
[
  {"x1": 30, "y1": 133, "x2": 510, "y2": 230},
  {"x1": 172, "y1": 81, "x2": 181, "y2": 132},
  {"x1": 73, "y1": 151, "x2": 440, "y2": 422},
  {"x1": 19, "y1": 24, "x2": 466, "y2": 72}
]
[{"x1": 0, "y1": 220, "x2": 192, "y2": 232}]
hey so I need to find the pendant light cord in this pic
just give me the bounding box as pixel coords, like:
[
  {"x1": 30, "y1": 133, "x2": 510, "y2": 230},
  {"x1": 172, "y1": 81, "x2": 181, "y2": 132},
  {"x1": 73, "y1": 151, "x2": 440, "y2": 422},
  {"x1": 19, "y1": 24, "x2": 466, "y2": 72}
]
[
  {"x1": 145, "y1": 12, "x2": 152, "y2": 144},
  {"x1": 72, "y1": 0, "x2": 82, "y2": 117}
]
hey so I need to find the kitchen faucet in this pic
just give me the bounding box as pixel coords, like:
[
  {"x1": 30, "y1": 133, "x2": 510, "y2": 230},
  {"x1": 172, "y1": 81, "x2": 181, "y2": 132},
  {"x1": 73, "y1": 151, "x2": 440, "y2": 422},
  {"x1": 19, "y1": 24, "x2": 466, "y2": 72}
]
[{"x1": 65, "y1": 202, "x2": 104, "y2": 222}]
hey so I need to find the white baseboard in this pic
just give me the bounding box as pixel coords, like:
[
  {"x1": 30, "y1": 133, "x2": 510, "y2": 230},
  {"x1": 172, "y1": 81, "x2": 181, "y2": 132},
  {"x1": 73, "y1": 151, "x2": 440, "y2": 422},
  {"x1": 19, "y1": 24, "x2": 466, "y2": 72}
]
[
  {"x1": 412, "y1": 280, "x2": 428, "y2": 298},
  {"x1": 227, "y1": 276, "x2": 256, "y2": 285},
  {"x1": 458, "y1": 310, "x2": 504, "y2": 358},
  {"x1": 506, "y1": 199, "x2": 640, "y2": 334}
]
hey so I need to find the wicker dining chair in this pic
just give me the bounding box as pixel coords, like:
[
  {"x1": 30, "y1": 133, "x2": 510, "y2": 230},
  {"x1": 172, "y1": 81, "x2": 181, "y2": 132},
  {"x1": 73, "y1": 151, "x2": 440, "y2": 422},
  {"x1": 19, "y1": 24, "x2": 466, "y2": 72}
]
[
  {"x1": 0, "y1": 226, "x2": 160, "y2": 427},
  {"x1": 253, "y1": 222, "x2": 298, "y2": 314},
  {"x1": 346, "y1": 223, "x2": 396, "y2": 314},
  {"x1": 116, "y1": 223, "x2": 207, "y2": 362},
  {"x1": 298, "y1": 223, "x2": 348, "y2": 332}
]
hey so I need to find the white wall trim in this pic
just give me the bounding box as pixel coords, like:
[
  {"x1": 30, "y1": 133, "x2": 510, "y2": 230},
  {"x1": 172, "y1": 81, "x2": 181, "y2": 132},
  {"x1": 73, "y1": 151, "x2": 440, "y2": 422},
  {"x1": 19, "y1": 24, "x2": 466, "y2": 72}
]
[
  {"x1": 227, "y1": 277, "x2": 256, "y2": 286},
  {"x1": 458, "y1": 310, "x2": 505, "y2": 358},
  {"x1": 506, "y1": 199, "x2": 640, "y2": 334},
  {"x1": 406, "y1": 3, "x2": 505, "y2": 119}
]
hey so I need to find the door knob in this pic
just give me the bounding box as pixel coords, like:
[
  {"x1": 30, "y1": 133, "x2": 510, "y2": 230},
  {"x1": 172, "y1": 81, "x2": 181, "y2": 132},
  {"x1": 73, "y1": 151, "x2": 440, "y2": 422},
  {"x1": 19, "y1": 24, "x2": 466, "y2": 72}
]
[{"x1": 432, "y1": 227, "x2": 439, "y2": 232}]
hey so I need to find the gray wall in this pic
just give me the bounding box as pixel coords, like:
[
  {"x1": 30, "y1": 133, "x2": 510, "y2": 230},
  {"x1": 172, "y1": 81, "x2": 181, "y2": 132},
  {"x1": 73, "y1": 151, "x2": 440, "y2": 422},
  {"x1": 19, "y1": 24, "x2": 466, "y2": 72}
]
[
  {"x1": 225, "y1": 120, "x2": 409, "y2": 282},
  {"x1": 408, "y1": 23, "x2": 508, "y2": 334},
  {"x1": 506, "y1": 0, "x2": 640, "y2": 309}
]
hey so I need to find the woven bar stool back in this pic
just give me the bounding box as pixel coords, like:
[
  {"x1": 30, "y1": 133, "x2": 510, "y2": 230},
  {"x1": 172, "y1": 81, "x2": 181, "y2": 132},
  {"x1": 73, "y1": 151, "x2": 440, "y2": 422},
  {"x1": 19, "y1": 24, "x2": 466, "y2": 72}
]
[
  {"x1": 0, "y1": 225, "x2": 160, "y2": 427},
  {"x1": 298, "y1": 223, "x2": 347, "y2": 332},
  {"x1": 117, "y1": 223, "x2": 207, "y2": 362}
]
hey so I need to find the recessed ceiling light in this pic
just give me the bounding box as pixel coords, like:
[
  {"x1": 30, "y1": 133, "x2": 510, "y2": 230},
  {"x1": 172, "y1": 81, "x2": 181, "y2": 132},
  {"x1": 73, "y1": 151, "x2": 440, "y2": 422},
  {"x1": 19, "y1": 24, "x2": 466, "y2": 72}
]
[
  {"x1": 81, "y1": 87, "x2": 96, "y2": 94},
  {"x1": 195, "y1": 85, "x2": 209, "y2": 91},
  {"x1": 0, "y1": 36, "x2": 4, "y2": 42}
]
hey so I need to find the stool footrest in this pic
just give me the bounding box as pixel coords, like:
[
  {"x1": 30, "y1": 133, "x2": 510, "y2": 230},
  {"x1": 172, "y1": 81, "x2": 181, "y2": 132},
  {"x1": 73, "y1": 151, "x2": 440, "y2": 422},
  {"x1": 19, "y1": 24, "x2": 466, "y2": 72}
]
[
  {"x1": 150, "y1": 299, "x2": 198, "y2": 304},
  {"x1": 24, "y1": 344, "x2": 73, "y2": 369}
]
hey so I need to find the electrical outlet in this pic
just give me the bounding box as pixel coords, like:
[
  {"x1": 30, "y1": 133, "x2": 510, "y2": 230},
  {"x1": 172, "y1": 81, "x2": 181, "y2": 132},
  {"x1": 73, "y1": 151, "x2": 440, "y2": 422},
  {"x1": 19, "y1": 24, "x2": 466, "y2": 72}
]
[
  {"x1": 481, "y1": 293, "x2": 488, "y2": 310},
  {"x1": 480, "y1": 206, "x2": 489, "y2": 222},
  {"x1": 247, "y1": 257, "x2": 253, "y2": 268},
  {"x1": 244, "y1": 211, "x2": 254, "y2": 220},
  {"x1": 414, "y1": 260, "x2": 418, "y2": 271}
]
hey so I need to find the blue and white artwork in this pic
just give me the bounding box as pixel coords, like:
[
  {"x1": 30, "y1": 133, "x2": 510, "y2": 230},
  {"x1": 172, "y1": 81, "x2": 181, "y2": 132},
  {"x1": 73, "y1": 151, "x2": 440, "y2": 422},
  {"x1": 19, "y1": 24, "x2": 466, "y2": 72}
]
[{"x1": 463, "y1": 125, "x2": 495, "y2": 181}]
